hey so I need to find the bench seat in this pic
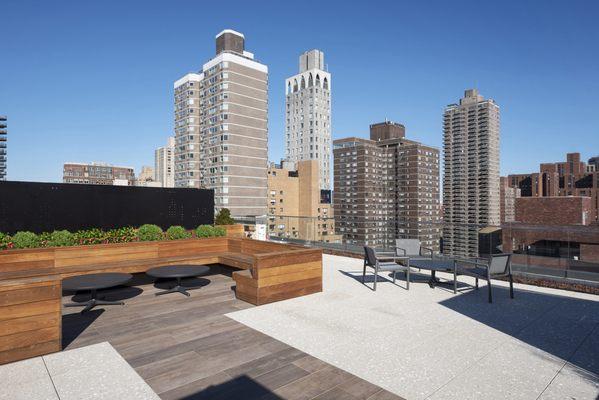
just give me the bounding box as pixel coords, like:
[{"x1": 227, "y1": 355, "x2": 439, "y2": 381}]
[{"x1": 0, "y1": 237, "x2": 323, "y2": 365}]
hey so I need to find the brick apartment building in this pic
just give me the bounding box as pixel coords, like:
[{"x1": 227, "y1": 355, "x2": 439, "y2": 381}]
[
  {"x1": 63, "y1": 162, "x2": 135, "y2": 186},
  {"x1": 507, "y1": 153, "x2": 599, "y2": 223},
  {"x1": 333, "y1": 121, "x2": 441, "y2": 250},
  {"x1": 503, "y1": 196, "x2": 599, "y2": 267},
  {"x1": 267, "y1": 159, "x2": 340, "y2": 243}
]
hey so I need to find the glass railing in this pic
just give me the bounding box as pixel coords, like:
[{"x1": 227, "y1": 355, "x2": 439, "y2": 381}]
[{"x1": 262, "y1": 215, "x2": 599, "y2": 287}]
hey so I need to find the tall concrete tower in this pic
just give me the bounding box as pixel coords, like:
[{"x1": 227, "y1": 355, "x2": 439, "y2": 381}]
[
  {"x1": 154, "y1": 137, "x2": 175, "y2": 188},
  {"x1": 285, "y1": 50, "x2": 331, "y2": 190},
  {"x1": 443, "y1": 89, "x2": 500, "y2": 257},
  {"x1": 173, "y1": 29, "x2": 268, "y2": 217}
]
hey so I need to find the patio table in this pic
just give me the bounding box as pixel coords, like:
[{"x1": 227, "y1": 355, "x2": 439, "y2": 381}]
[
  {"x1": 408, "y1": 259, "x2": 457, "y2": 293},
  {"x1": 146, "y1": 265, "x2": 210, "y2": 297},
  {"x1": 63, "y1": 272, "x2": 132, "y2": 313}
]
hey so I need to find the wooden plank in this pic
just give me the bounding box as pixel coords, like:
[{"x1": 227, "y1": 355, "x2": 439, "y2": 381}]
[
  {"x1": 55, "y1": 242, "x2": 158, "y2": 257},
  {"x1": 0, "y1": 299, "x2": 60, "y2": 322},
  {"x1": 56, "y1": 252, "x2": 158, "y2": 268},
  {"x1": 0, "y1": 340, "x2": 61, "y2": 365},
  {"x1": 0, "y1": 326, "x2": 60, "y2": 352},
  {"x1": 232, "y1": 270, "x2": 257, "y2": 288},
  {"x1": 0, "y1": 284, "x2": 60, "y2": 307},
  {"x1": 0, "y1": 249, "x2": 54, "y2": 263},
  {"x1": 255, "y1": 250, "x2": 322, "y2": 269},
  {"x1": 0, "y1": 312, "x2": 60, "y2": 337},
  {"x1": 256, "y1": 261, "x2": 322, "y2": 278},
  {"x1": 227, "y1": 238, "x2": 242, "y2": 253},
  {"x1": 0, "y1": 276, "x2": 60, "y2": 292},
  {"x1": 219, "y1": 224, "x2": 244, "y2": 238},
  {"x1": 258, "y1": 280, "x2": 322, "y2": 305},
  {"x1": 0, "y1": 267, "x2": 58, "y2": 281},
  {"x1": 260, "y1": 277, "x2": 322, "y2": 297},
  {"x1": 55, "y1": 241, "x2": 158, "y2": 254},
  {"x1": 258, "y1": 268, "x2": 322, "y2": 288},
  {"x1": 0, "y1": 259, "x2": 54, "y2": 273},
  {"x1": 235, "y1": 287, "x2": 258, "y2": 305}
]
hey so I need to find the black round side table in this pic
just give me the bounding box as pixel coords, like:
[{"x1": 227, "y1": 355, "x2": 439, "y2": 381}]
[
  {"x1": 146, "y1": 265, "x2": 211, "y2": 297},
  {"x1": 63, "y1": 272, "x2": 132, "y2": 313}
]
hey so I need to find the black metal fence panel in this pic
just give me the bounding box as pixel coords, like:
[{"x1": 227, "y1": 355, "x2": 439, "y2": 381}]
[{"x1": 0, "y1": 181, "x2": 214, "y2": 234}]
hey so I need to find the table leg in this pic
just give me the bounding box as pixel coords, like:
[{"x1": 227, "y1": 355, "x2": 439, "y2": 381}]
[
  {"x1": 155, "y1": 277, "x2": 191, "y2": 297},
  {"x1": 64, "y1": 289, "x2": 124, "y2": 313},
  {"x1": 428, "y1": 271, "x2": 441, "y2": 288}
]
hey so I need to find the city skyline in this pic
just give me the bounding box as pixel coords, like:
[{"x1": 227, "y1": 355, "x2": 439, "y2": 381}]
[{"x1": 1, "y1": 1, "x2": 598, "y2": 183}]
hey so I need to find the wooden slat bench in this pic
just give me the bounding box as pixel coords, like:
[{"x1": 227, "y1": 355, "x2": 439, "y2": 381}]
[{"x1": 0, "y1": 237, "x2": 322, "y2": 365}]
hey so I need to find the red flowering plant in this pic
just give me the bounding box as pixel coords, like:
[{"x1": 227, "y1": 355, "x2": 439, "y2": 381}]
[
  {"x1": 0, "y1": 232, "x2": 12, "y2": 250},
  {"x1": 105, "y1": 227, "x2": 137, "y2": 243},
  {"x1": 73, "y1": 228, "x2": 106, "y2": 245}
]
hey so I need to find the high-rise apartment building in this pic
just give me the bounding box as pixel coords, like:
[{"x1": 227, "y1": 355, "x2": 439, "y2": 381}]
[
  {"x1": 443, "y1": 89, "x2": 500, "y2": 258},
  {"x1": 63, "y1": 162, "x2": 135, "y2": 186},
  {"x1": 507, "y1": 153, "x2": 599, "y2": 223},
  {"x1": 333, "y1": 121, "x2": 441, "y2": 250},
  {"x1": 267, "y1": 159, "x2": 341, "y2": 243},
  {"x1": 285, "y1": 50, "x2": 331, "y2": 190},
  {"x1": 500, "y1": 176, "x2": 520, "y2": 223},
  {"x1": 155, "y1": 137, "x2": 175, "y2": 188},
  {"x1": 0, "y1": 116, "x2": 6, "y2": 180},
  {"x1": 173, "y1": 29, "x2": 268, "y2": 217}
]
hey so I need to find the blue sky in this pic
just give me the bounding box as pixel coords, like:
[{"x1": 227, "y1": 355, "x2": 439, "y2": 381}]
[{"x1": 1, "y1": 0, "x2": 598, "y2": 183}]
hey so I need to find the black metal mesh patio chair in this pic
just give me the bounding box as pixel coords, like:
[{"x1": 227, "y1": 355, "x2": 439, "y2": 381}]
[
  {"x1": 455, "y1": 253, "x2": 513, "y2": 303},
  {"x1": 363, "y1": 246, "x2": 410, "y2": 291}
]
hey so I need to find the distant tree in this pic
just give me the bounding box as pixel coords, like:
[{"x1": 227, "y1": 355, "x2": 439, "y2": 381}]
[{"x1": 214, "y1": 208, "x2": 235, "y2": 225}]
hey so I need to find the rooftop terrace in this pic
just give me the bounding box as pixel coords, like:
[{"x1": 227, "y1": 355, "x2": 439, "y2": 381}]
[{"x1": 1, "y1": 254, "x2": 598, "y2": 399}]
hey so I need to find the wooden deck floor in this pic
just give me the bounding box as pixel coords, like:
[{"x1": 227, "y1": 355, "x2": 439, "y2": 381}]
[{"x1": 62, "y1": 266, "x2": 403, "y2": 400}]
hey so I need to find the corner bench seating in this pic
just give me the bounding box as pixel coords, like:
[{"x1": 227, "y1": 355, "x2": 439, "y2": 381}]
[{"x1": 0, "y1": 237, "x2": 322, "y2": 365}]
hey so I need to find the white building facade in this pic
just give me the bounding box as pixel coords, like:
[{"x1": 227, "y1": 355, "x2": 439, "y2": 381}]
[
  {"x1": 154, "y1": 136, "x2": 175, "y2": 188},
  {"x1": 285, "y1": 50, "x2": 331, "y2": 190}
]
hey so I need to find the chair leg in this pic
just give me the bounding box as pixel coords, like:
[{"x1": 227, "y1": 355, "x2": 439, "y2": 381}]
[
  {"x1": 373, "y1": 267, "x2": 378, "y2": 291},
  {"x1": 509, "y1": 274, "x2": 514, "y2": 299},
  {"x1": 393, "y1": 271, "x2": 396, "y2": 284},
  {"x1": 406, "y1": 267, "x2": 410, "y2": 290},
  {"x1": 475, "y1": 277, "x2": 479, "y2": 289},
  {"x1": 362, "y1": 262, "x2": 366, "y2": 284},
  {"x1": 453, "y1": 261, "x2": 457, "y2": 294},
  {"x1": 487, "y1": 278, "x2": 492, "y2": 303}
]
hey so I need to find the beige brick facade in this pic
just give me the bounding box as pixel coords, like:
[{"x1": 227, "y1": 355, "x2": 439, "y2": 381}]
[{"x1": 267, "y1": 160, "x2": 340, "y2": 243}]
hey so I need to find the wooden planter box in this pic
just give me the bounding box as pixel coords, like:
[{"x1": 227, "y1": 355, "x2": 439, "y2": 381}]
[{"x1": 0, "y1": 237, "x2": 322, "y2": 365}]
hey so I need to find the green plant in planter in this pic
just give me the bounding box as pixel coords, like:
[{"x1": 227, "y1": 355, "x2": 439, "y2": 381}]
[
  {"x1": 0, "y1": 232, "x2": 12, "y2": 250},
  {"x1": 48, "y1": 230, "x2": 75, "y2": 247},
  {"x1": 214, "y1": 208, "x2": 235, "y2": 225},
  {"x1": 38, "y1": 232, "x2": 53, "y2": 247},
  {"x1": 74, "y1": 228, "x2": 105, "y2": 245},
  {"x1": 12, "y1": 231, "x2": 41, "y2": 249},
  {"x1": 138, "y1": 224, "x2": 163, "y2": 241},
  {"x1": 213, "y1": 226, "x2": 226, "y2": 237},
  {"x1": 105, "y1": 227, "x2": 137, "y2": 243},
  {"x1": 166, "y1": 226, "x2": 191, "y2": 240},
  {"x1": 195, "y1": 224, "x2": 215, "y2": 238}
]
